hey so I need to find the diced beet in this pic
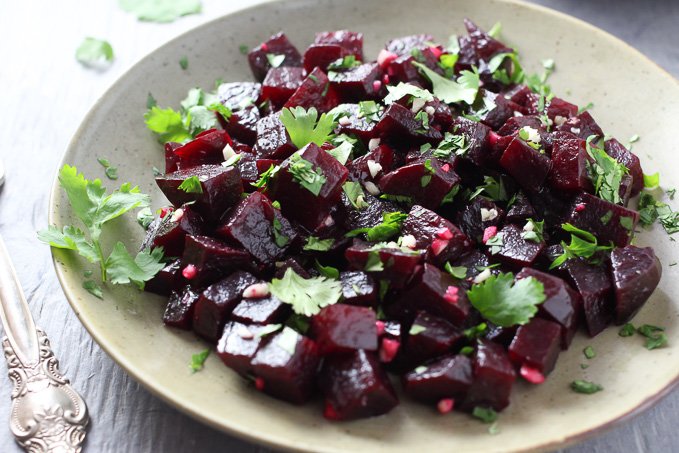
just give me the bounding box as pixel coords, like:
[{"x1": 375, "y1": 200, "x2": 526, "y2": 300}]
[
  {"x1": 216, "y1": 192, "x2": 297, "y2": 266},
  {"x1": 492, "y1": 224, "x2": 544, "y2": 270},
  {"x1": 610, "y1": 246, "x2": 662, "y2": 324},
  {"x1": 497, "y1": 115, "x2": 544, "y2": 137},
  {"x1": 618, "y1": 174, "x2": 634, "y2": 207},
  {"x1": 163, "y1": 286, "x2": 199, "y2": 329},
  {"x1": 253, "y1": 112, "x2": 297, "y2": 160},
  {"x1": 385, "y1": 50, "x2": 442, "y2": 85},
  {"x1": 549, "y1": 137, "x2": 593, "y2": 194},
  {"x1": 376, "y1": 103, "x2": 443, "y2": 148},
  {"x1": 462, "y1": 340, "x2": 516, "y2": 412},
  {"x1": 192, "y1": 271, "x2": 258, "y2": 342},
  {"x1": 237, "y1": 151, "x2": 259, "y2": 185},
  {"x1": 172, "y1": 129, "x2": 231, "y2": 170},
  {"x1": 344, "y1": 240, "x2": 425, "y2": 289},
  {"x1": 385, "y1": 34, "x2": 434, "y2": 56},
  {"x1": 402, "y1": 311, "x2": 465, "y2": 362},
  {"x1": 310, "y1": 304, "x2": 377, "y2": 354},
  {"x1": 447, "y1": 249, "x2": 491, "y2": 282},
  {"x1": 516, "y1": 267, "x2": 581, "y2": 348},
  {"x1": 347, "y1": 144, "x2": 394, "y2": 182},
  {"x1": 457, "y1": 197, "x2": 505, "y2": 243},
  {"x1": 155, "y1": 165, "x2": 243, "y2": 222},
  {"x1": 231, "y1": 294, "x2": 291, "y2": 325},
  {"x1": 248, "y1": 32, "x2": 303, "y2": 82},
  {"x1": 503, "y1": 84, "x2": 533, "y2": 107},
  {"x1": 379, "y1": 159, "x2": 459, "y2": 209},
  {"x1": 402, "y1": 354, "x2": 473, "y2": 403},
  {"x1": 315, "y1": 30, "x2": 364, "y2": 60},
  {"x1": 339, "y1": 192, "x2": 400, "y2": 232},
  {"x1": 284, "y1": 67, "x2": 339, "y2": 113},
  {"x1": 605, "y1": 138, "x2": 644, "y2": 196},
  {"x1": 557, "y1": 111, "x2": 603, "y2": 141},
  {"x1": 476, "y1": 90, "x2": 522, "y2": 131},
  {"x1": 505, "y1": 192, "x2": 536, "y2": 224},
  {"x1": 546, "y1": 97, "x2": 578, "y2": 121},
  {"x1": 451, "y1": 117, "x2": 493, "y2": 167},
  {"x1": 217, "y1": 321, "x2": 272, "y2": 376},
  {"x1": 320, "y1": 350, "x2": 398, "y2": 420},
  {"x1": 261, "y1": 66, "x2": 305, "y2": 109},
  {"x1": 459, "y1": 19, "x2": 512, "y2": 66},
  {"x1": 217, "y1": 82, "x2": 261, "y2": 112},
  {"x1": 499, "y1": 138, "x2": 551, "y2": 191},
  {"x1": 340, "y1": 271, "x2": 377, "y2": 306},
  {"x1": 182, "y1": 235, "x2": 252, "y2": 287},
  {"x1": 562, "y1": 257, "x2": 614, "y2": 336},
  {"x1": 484, "y1": 324, "x2": 518, "y2": 348},
  {"x1": 251, "y1": 327, "x2": 320, "y2": 404},
  {"x1": 141, "y1": 205, "x2": 203, "y2": 257},
  {"x1": 268, "y1": 143, "x2": 349, "y2": 230},
  {"x1": 164, "y1": 142, "x2": 181, "y2": 173},
  {"x1": 566, "y1": 192, "x2": 638, "y2": 247},
  {"x1": 508, "y1": 317, "x2": 562, "y2": 376},
  {"x1": 329, "y1": 63, "x2": 382, "y2": 102},
  {"x1": 401, "y1": 205, "x2": 473, "y2": 264},
  {"x1": 303, "y1": 44, "x2": 350, "y2": 73},
  {"x1": 274, "y1": 257, "x2": 310, "y2": 279},
  {"x1": 527, "y1": 187, "x2": 571, "y2": 233},
  {"x1": 222, "y1": 106, "x2": 260, "y2": 146},
  {"x1": 146, "y1": 259, "x2": 183, "y2": 296},
  {"x1": 331, "y1": 104, "x2": 378, "y2": 144}
]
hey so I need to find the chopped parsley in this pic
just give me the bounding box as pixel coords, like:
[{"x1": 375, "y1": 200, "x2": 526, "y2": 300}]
[
  {"x1": 463, "y1": 323, "x2": 488, "y2": 339},
  {"x1": 346, "y1": 211, "x2": 408, "y2": 242},
  {"x1": 577, "y1": 102, "x2": 594, "y2": 115},
  {"x1": 315, "y1": 260, "x2": 340, "y2": 279},
  {"x1": 280, "y1": 106, "x2": 336, "y2": 148},
  {"x1": 445, "y1": 263, "x2": 468, "y2": 279},
  {"x1": 472, "y1": 406, "x2": 498, "y2": 423},
  {"x1": 570, "y1": 380, "x2": 603, "y2": 394},
  {"x1": 251, "y1": 164, "x2": 281, "y2": 190},
  {"x1": 119, "y1": 0, "x2": 202, "y2": 23},
  {"x1": 82, "y1": 280, "x2": 103, "y2": 299},
  {"x1": 487, "y1": 52, "x2": 524, "y2": 85},
  {"x1": 420, "y1": 159, "x2": 436, "y2": 187},
  {"x1": 190, "y1": 348, "x2": 210, "y2": 373},
  {"x1": 239, "y1": 44, "x2": 249, "y2": 55},
  {"x1": 255, "y1": 324, "x2": 283, "y2": 338},
  {"x1": 637, "y1": 324, "x2": 668, "y2": 350},
  {"x1": 97, "y1": 158, "x2": 119, "y2": 180},
  {"x1": 412, "y1": 62, "x2": 480, "y2": 105},
  {"x1": 637, "y1": 192, "x2": 678, "y2": 234},
  {"x1": 266, "y1": 53, "x2": 285, "y2": 68},
  {"x1": 643, "y1": 172, "x2": 660, "y2": 189},
  {"x1": 583, "y1": 346, "x2": 596, "y2": 359},
  {"x1": 179, "y1": 55, "x2": 188, "y2": 70},
  {"x1": 76, "y1": 37, "x2": 114, "y2": 68},
  {"x1": 288, "y1": 153, "x2": 327, "y2": 196},
  {"x1": 364, "y1": 252, "x2": 385, "y2": 272},
  {"x1": 486, "y1": 233, "x2": 504, "y2": 255},
  {"x1": 521, "y1": 219, "x2": 544, "y2": 243},
  {"x1": 383, "y1": 82, "x2": 434, "y2": 105},
  {"x1": 136, "y1": 207, "x2": 154, "y2": 230},
  {"x1": 469, "y1": 176, "x2": 508, "y2": 202},
  {"x1": 409, "y1": 324, "x2": 427, "y2": 335},
  {"x1": 177, "y1": 176, "x2": 203, "y2": 194},
  {"x1": 585, "y1": 136, "x2": 628, "y2": 204},
  {"x1": 618, "y1": 323, "x2": 636, "y2": 337},
  {"x1": 303, "y1": 236, "x2": 334, "y2": 252},
  {"x1": 459, "y1": 346, "x2": 474, "y2": 356},
  {"x1": 327, "y1": 55, "x2": 361, "y2": 71},
  {"x1": 357, "y1": 100, "x2": 382, "y2": 122},
  {"x1": 431, "y1": 132, "x2": 470, "y2": 158},
  {"x1": 269, "y1": 268, "x2": 342, "y2": 316},
  {"x1": 550, "y1": 223, "x2": 613, "y2": 269},
  {"x1": 272, "y1": 217, "x2": 289, "y2": 248},
  {"x1": 343, "y1": 181, "x2": 369, "y2": 209}
]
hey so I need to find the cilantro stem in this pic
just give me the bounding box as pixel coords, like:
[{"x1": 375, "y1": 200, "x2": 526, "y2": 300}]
[{"x1": 94, "y1": 240, "x2": 107, "y2": 281}]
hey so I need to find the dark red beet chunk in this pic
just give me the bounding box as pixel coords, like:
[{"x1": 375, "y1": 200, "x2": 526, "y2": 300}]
[
  {"x1": 231, "y1": 294, "x2": 291, "y2": 325},
  {"x1": 163, "y1": 286, "x2": 199, "y2": 329},
  {"x1": 499, "y1": 138, "x2": 552, "y2": 192},
  {"x1": 505, "y1": 192, "x2": 536, "y2": 224},
  {"x1": 492, "y1": 224, "x2": 545, "y2": 270},
  {"x1": 457, "y1": 197, "x2": 505, "y2": 243},
  {"x1": 401, "y1": 311, "x2": 465, "y2": 362},
  {"x1": 566, "y1": 192, "x2": 638, "y2": 247},
  {"x1": 384, "y1": 49, "x2": 441, "y2": 86},
  {"x1": 385, "y1": 34, "x2": 433, "y2": 56},
  {"x1": 477, "y1": 90, "x2": 522, "y2": 131},
  {"x1": 562, "y1": 257, "x2": 614, "y2": 336},
  {"x1": 310, "y1": 304, "x2": 378, "y2": 354},
  {"x1": 548, "y1": 138, "x2": 593, "y2": 194},
  {"x1": 461, "y1": 340, "x2": 516, "y2": 411},
  {"x1": 605, "y1": 138, "x2": 644, "y2": 197},
  {"x1": 182, "y1": 236, "x2": 252, "y2": 288},
  {"x1": 217, "y1": 321, "x2": 272, "y2": 376},
  {"x1": 347, "y1": 144, "x2": 394, "y2": 182},
  {"x1": 217, "y1": 82, "x2": 261, "y2": 112},
  {"x1": 611, "y1": 246, "x2": 662, "y2": 324},
  {"x1": 192, "y1": 271, "x2": 257, "y2": 342},
  {"x1": 303, "y1": 44, "x2": 349, "y2": 73},
  {"x1": 379, "y1": 160, "x2": 460, "y2": 209},
  {"x1": 339, "y1": 192, "x2": 400, "y2": 232},
  {"x1": 222, "y1": 106, "x2": 260, "y2": 146},
  {"x1": 253, "y1": 112, "x2": 297, "y2": 160},
  {"x1": 248, "y1": 32, "x2": 303, "y2": 82},
  {"x1": 508, "y1": 317, "x2": 562, "y2": 376},
  {"x1": 451, "y1": 117, "x2": 493, "y2": 167},
  {"x1": 329, "y1": 63, "x2": 382, "y2": 102},
  {"x1": 170, "y1": 129, "x2": 231, "y2": 170},
  {"x1": 284, "y1": 68, "x2": 339, "y2": 113},
  {"x1": 332, "y1": 104, "x2": 378, "y2": 144},
  {"x1": 155, "y1": 165, "x2": 243, "y2": 222},
  {"x1": 516, "y1": 267, "x2": 581, "y2": 348},
  {"x1": 268, "y1": 143, "x2": 349, "y2": 230},
  {"x1": 376, "y1": 103, "x2": 443, "y2": 148},
  {"x1": 251, "y1": 327, "x2": 321, "y2": 404},
  {"x1": 402, "y1": 354, "x2": 472, "y2": 403},
  {"x1": 340, "y1": 271, "x2": 377, "y2": 306},
  {"x1": 315, "y1": 30, "x2": 364, "y2": 60},
  {"x1": 458, "y1": 19, "x2": 512, "y2": 67},
  {"x1": 546, "y1": 97, "x2": 578, "y2": 121},
  {"x1": 164, "y1": 142, "x2": 181, "y2": 173},
  {"x1": 237, "y1": 151, "x2": 259, "y2": 185},
  {"x1": 320, "y1": 350, "x2": 398, "y2": 420},
  {"x1": 146, "y1": 259, "x2": 183, "y2": 296},
  {"x1": 141, "y1": 205, "x2": 203, "y2": 257},
  {"x1": 344, "y1": 241, "x2": 425, "y2": 289},
  {"x1": 216, "y1": 192, "x2": 297, "y2": 266},
  {"x1": 261, "y1": 66, "x2": 305, "y2": 109},
  {"x1": 557, "y1": 111, "x2": 603, "y2": 141}
]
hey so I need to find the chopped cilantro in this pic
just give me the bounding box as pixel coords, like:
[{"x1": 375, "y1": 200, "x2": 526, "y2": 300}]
[
  {"x1": 357, "y1": 100, "x2": 382, "y2": 122},
  {"x1": 414, "y1": 110, "x2": 430, "y2": 133},
  {"x1": 364, "y1": 252, "x2": 385, "y2": 272},
  {"x1": 147, "y1": 92, "x2": 157, "y2": 109},
  {"x1": 383, "y1": 82, "x2": 434, "y2": 105},
  {"x1": 445, "y1": 263, "x2": 468, "y2": 279},
  {"x1": 239, "y1": 44, "x2": 249, "y2": 55},
  {"x1": 486, "y1": 233, "x2": 504, "y2": 255},
  {"x1": 272, "y1": 217, "x2": 289, "y2": 248},
  {"x1": 279, "y1": 106, "x2": 336, "y2": 148},
  {"x1": 637, "y1": 191, "x2": 679, "y2": 234},
  {"x1": 327, "y1": 55, "x2": 361, "y2": 71},
  {"x1": 269, "y1": 268, "x2": 342, "y2": 316},
  {"x1": 470, "y1": 176, "x2": 508, "y2": 202},
  {"x1": 618, "y1": 323, "x2": 636, "y2": 337},
  {"x1": 303, "y1": 236, "x2": 334, "y2": 252},
  {"x1": 119, "y1": 0, "x2": 202, "y2": 23},
  {"x1": 208, "y1": 103, "x2": 232, "y2": 121},
  {"x1": 82, "y1": 280, "x2": 103, "y2": 299},
  {"x1": 177, "y1": 176, "x2": 203, "y2": 194},
  {"x1": 255, "y1": 324, "x2": 283, "y2": 338},
  {"x1": 643, "y1": 172, "x2": 660, "y2": 189},
  {"x1": 488, "y1": 22, "x2": 502, "y2": 38},
  {"x1": 144, "y1": 106, "x2": 192, "y2": 143},
  {"x1": 420, "y1": 159, "x2": 436, "y2": 187},
  {"x1": 288, "y1": 153, "x2": 327, "y2": 196},
  {"x1": 550, "y1": 223, "x2": 613, "y2": 269},
  {"x1": 251, "y1": 164, "x2": 280, "y2": 190},
  {"x1": 343, "y1": 181, "x2": 369, "y2": 210},
  {"x1": 432, "y1": 132, "x2": 469, "y2": 158},
  {"x1": 315, "y1": 260, "x2": 340, "y2": 279},
  {"x1": 521, "y1": 219, "x2": 544, "y2": 243},
  {"x1": 412, "y1": 62, "x2": 480, "y2": 105},
  {"x1": 76, "y1": 37, "x2": 114, "y2": 68},
  {"x1": 583, "y1": 346, "x2": 596, "y2": 359},
  {"x1": 585, "y1": 135, "x2": 628, "y2": 204},
  {"x1": 600, "y1": 210, "x2": 613, "y2": 225},
  {"x1": 136, "y1": 207, "x2": 154, "y2": 230},
  {"x1": 179, "y1": 55, "x2": 188, "y2": 70},
  {"x1": 106, "y1": 243, "x2": 166, "y2": 289},
  {"x1": 459, "y1": 346, "x2": 474, "y2": 356},
  {"x1": 577, "y1": 102, "x2": 594, "y2": 114},
  {"x1": 409, "y1": 324, "x2": 427, "y2": 335},
  {"x1": 619, "y1": 216, "x2": 634, "y2": 231},
  {"x1": 326, "y1": 141, "x2": 353, "y2": 165},
  {"x1": 467, "y1": 273, "x2": 545, "y2": 327},
  {"x1": 190, "y1": 348, "x2": 210, "y2": 373},
  {"x1": 472, "y1": 407, "x2": 498, "y2": 423},
  {"x1": 346, "y1": 211, "x2": 408, "y2": 242},
  {"x1": 637, "y1": 324, "x2": 668, "y2": 350},
  {"x1": 628, "y1": 134, "x2": 640, "y2": 149},
  {"x1": 266, "y1": 53, "x2": 285, "y2": 68},
  {"x1": 463, "y1": 323, "x2": 488, "y2": 339},
  {"x1": 487, "y1": 52, "x2": 524, "y2": 85},
  {"x1": 97, "y1": 158, "x2": 119, "y2": 180},
  {"x1": 570, "y1": 380, "x2": 603, "y2": 394}
]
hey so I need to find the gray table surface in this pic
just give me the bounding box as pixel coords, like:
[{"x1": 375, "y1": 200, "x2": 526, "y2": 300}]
[{"x1": 1, "y1": 0, "x2": 677, "y2": 451}]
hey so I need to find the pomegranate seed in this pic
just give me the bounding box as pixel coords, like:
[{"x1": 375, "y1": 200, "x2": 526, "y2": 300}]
[
  {"x1": 260, "y1": 43, "x2": 268, "y2": 52},
  {"x1": 441, "y1": 163, "x2": 451, "y2": 172},
  {"x1": 159, "y1": 207, "x2": 172, "y2": 218},
  {"x1": 520, "y1": 364, "x2": 545, "y2": 384},
  {"x1": 444, "y1": 286, "x2": 459, "y2": 304},
  {"x1": 372, "y1": 80, "x2": 382, "y2": 92},
  {"x1": 376, "y1": 320, "x2": 386, "y2": 336},
  {"x1": 431, "y1": 238, "x2": 449, "y2": 256},
  {"x1": 482, "y1": 226, "x2": 498, "y2": 244},
  {"x1": 575, "y1": 203, "x2": 586, "y2": 212},
  {"x1": 254, "y1": 377, "x2": 266, "y2": 391},
  {"x1": 429, "y1": 46, "x2": 443, "y2": 58},
  {"x1": 382, "y1": 73, "x2": 390, "y2": 85},
  {"x1": 182, "y1": 264, "x2": 197, "y2": 280},
  {"x1": 242, "y1": 282, "x2": 270, "y2": 299},
  {"x1": 323, "y1": 402, "x2": 339, "y2": 420},
  {"x1": 437, "y1": 398, "x2": 454, "y2": 414},
  {"x1": 436, "y1": 227, "x2": 453, "y2": 240},
  {"x1": 377, "y1": 49, "x2": 398, "y2": 69},
  {"x1": 379, "y1": 338, "x2": 400, "y2": 363}
]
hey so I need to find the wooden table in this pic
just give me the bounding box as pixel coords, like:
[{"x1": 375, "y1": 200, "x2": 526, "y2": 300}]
[{"x1": 1, "y1": 0, "x2": 677, "y2": 451}]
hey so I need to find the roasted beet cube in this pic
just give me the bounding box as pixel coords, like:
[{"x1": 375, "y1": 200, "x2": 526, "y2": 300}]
[
  {"x1": 484, "y1": 324, "x2": 518, "y2": 348},
  {"x1": 217, "y1": 82, "x2": 262, "y2": 112},
  {"x1": 385, "y1": 50, "x2": 440, "y2": 86},
  {"x1": 376, "y1": 103, "x2": 443, "y2": 148},
  {"x1": 458, "y1": 19, "x2": 512, "y2": 66},
  {"x1": 402, "y1": 311, "x2": 465, "y2": 361},
  {"x1": 497, "y1": 115, "x2": 544, "y2": 137},
  {"x1": 141, "y1": 205, "x2": 203, "y2": 257},
  {"x1": 253, "y1": 112, "x2": 297, "y2": 160},
  {"x1": 217, "y1": 321, "x2": 274, "y2": 376},
  {"x1": 505, "y1": 192, "x2": 536, "y2": 224},
  {"x1": 499, "y1": 138, "x2": 551, "y2": 191},
  {"x1": 546, "y1": 97, "x2": 578, "y2": 121},
  {"x1": 171, "y1": 129, "x2": 231, "y2": 170},
  {"x1": 164, "y1": 142, "x2": 182, "y2": 173},
  {"x1": 492, "y1": 224, "x2": 545, "y2": 270},
  {"x1": 284, "y1": 68, "x2": 339, "y2": 113},
  {"x1": 401, "y1": 205, "x2": 473, "y2": 264},
  {"x1": 379, "y1": 160, "x2": 459, "y2": 209},
  {"x1": 402, "y1": 354, "x2": 473, "y2": 403},
  {"x1": 274, "y1": 257, "x2": 310, "y2": 279},
  {"x1": 457, "y1": 197, "x2": 505, "y2": 243},
  {"x1": 163, "y1": 285, "x2": 199, "y2": 329},
  {"x1": 315, "y1": 30, "x2": 364, "y2": 59},
  {"x1": 310, "y1": 304, "x2": 378, "y2": 354},
  {"x1": 557, "y1": 111, "x2": 603, "y2": 141},
  {"x1": 516, "y1": 267, "x2": 581, "y2": 348},
  {"x1": 476, "y1": 90, "x2": 521, "y2": 131},
  {"x1": 605, "y1": 138, "x2": 644, "y2": 197},
  {"x1": 332, "y1": 103, "x2": 378, "y2": 144},
  {"x1": 344, "y1": 240, "x2": 425, "y2": 289},
  {"x1": 566, "y1": 192, "x2": 638, "y2": 247},
  {"x1": 527, "y1": 187, "x2": 571, "y2": 232},
  {"x1": 448, "y1": 249, "x2": 491, "y2": 282},
  {"x1": 347, "y1": 144, "x2": 394, "y2": 182},
  {"x1": 329, "y1": 63, "x2": 381, "y2": 102},
  {"x1": 192, "y1": 271, "x2": 258, "y2": 341},
  {"x1": 146, "y1": 259, "x2": 183, "y2": 296},
  {"x1": 248, "y1": 32, "x2": 303, "y2": 82},
  {"x1": 231, "y1": 294, "x2": 291, "y2": 325},
  {"x1": 216, "y1": 192, "x2": 297, "y2": 266},
  {"x1": 385, "y1": 34, "x2": 433, "y2": 56},
  {"x1": 155, "y1": 165, "x2": 243, "y2": 222},
  {"x1": 268, "y1": 143, "x2": 349, "y2": 230},
  {"x1": 611, "y1": 246, "x2": 662, "y2": 324},
  {"x1": 563, "y1": 258, "x2": 614, "y2": 336},
  {"x1": 320, "y1": 350, "x2": 398, "y2": 420},
  {"x1": 261, "y1": 66, "x2": 305, "y2": 109},
  {"x1": 340, "y1": 271, "x2": 377, "y2": 306},
  {"x1": 548, "y1": 137, "x2": 593, "y2": 193},
  {"x1": 222, "y1": 106, "x2": 260, "y2": 146},
  {"x1": 451, "y1": 117, "x2": 493, "y2": 167},
  {"x1": 509, "y1": 317, "x2": 562, "y2": 377},
  {"x1": 339, "y1": 192, "x2": 400, "y2": 232},
  {"x1": 251, "y1": 327, "x2": 320, "y2": 404},
  {"x1": 303, "y1": 44, "x2": 349, "y2": 73},
  {"x1": 182, "y1": 235, "x2": 252, "y2": 287},
  {"x1": 237, "y1": 151, "x2": 259, "y2": 185},
  {"x1": 461, "y1": 340, "x2": 516, "y2": 411}
]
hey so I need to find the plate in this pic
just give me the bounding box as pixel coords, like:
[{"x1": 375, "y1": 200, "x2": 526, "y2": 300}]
[{"x1": 49, "y1": 0, "x2": 679, "y2": 451}]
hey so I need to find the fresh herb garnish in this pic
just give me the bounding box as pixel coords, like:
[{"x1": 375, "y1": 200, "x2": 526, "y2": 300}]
[
  {"x1": 179, "y1": 55, "x2": 188, "y2": 70},
  {"x1": 327, "y1": 55, "x2": 361, "y2": 71},
  {"x1": 288, "y1": 153, "x2": 327, "y2": 196},
  {"x1": 618, "y1": 323, "x2": 636, "y2": 337},
  {"x1": 420, "y1": 159, "x2": 436, "y2": 187},
  {"x1": 190, "y1": 348, "x2": 210, "y2": 373},
  {"x1": 383, "y1": 82, "x2": 434, "y2": 105},
  {"x1": 345, "y1": 211, "x2": 408, "y2": 242},
  {"x1": 255, "y1": 323, "x2": 283, "y2": 338},
  {"x1": 269, "y1": 268, "x2": 342, "y2": 316},
  {"x1": 472, "y1": 406, "x2": 498, "y2": 423},
  {"x1": 463, "y1": 323, "x2": 488, "y2": 339},
  {"x1": 136, "y1": 207, "x2": 154, "y2": 230},
  {"x1": 145, "y1": 87, "x2": 220, "y2": 143},
  {"x1": 266, "y1": 53, "x2": 285, "y2": 68},
  {"x1": 637, "y1": 324, "x2": 668, "y2": 350},
  {"x1": 343, "y1": 181, "x2": 369, "y2": 210},
  {"x1": 280, "y1": 106, "x2": 336, "y2": 149},
  {"x1": 445, "y1": 263, "x2": 468, "y2": 279},
  {"x1": 432, "y1": 132, "x2": 469, "y2": 158},
  {"x1": 583, "y1": 346, "x2": 596, "y2": 359},
  {"x1": 177, "y1": 175, "x2": 203, "y2": 194},
  {"x1": 550, "y1": 223, "x2": 613, "y2": 269},
  {"x1": 412, "y1": 62, "x2": 480, "y2": 105},
  {"x1": 119, "y1": 0, "x2": 202, "y2": 23},
  {"x1": 467, "y1": 272, "x2": 546, "y2": 327},
  {"x1": 97, "y1": 158, "x2": 119, "y2": 180},
  {"x1": 637, "y1": 192, "x2": 679, "y2": 234},
  {"x1": 364, "y1": 252, "x2": 385, "y2": 272},
  {"x1": 643, "y1": 172, "x2": 660, "y2": 189},
  {"x1": 315, "y1": 260, "x2": 340, "y2": 279},
  {"x1": 251, "y1": 164, "x2": 281, "y2": 190},
  {"x1": 303, "y1": 236, "x2": 334, "y2": 252},
  {"x1": 272, "y1": 217, "x2": 289, "y2": 248},
  {"x1": 82, "y1": 280, "x2": 104, "y2": 299},
  {"x1": 469, "y1": 176, "x2": 508, "y2": 202},
  {"x1": 487, "y1": 52, "x2": 524, "y2": 85},
  {"x1": 459, "y1": 346, "x2": 474, "y2": 356},
  {"x1": 76, "y1": 37, "x2": 114, "y2": 68},
  {"x1": 357, "y1": 100, "x2": 382, "y2": 122},
  {"x1": 239, "y1": 44, "x2": 249, "y2": 55},
  {"x1": 486, "y1": 233, "x2": 504, "y2": 255},
  {"x1": 521, "y1": 219, "x2": 544, "y2": 243},
  {"x1": 409, "y1": 324, "x2": 427, "y2": 335},
  {"x1": 570, "y1": 380, "x2": 603, "y2": 394},
  {"x1": 585, "y1": 135, "x2": 628, "y2": 204}
]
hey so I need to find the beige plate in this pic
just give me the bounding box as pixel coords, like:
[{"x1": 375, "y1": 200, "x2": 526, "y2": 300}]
[{"x1": 49, "y1": 0, "x2": 679, "y2": 451}]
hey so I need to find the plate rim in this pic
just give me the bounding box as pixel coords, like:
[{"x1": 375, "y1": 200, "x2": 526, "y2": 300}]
[{"x1": 47, "y1": 0, "x2": 679, "y2": 451}]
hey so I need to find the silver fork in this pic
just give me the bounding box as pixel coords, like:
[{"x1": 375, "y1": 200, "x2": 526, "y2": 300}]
[{"x1": 0, "y1": 160, "x2": 89, "y2": 452}]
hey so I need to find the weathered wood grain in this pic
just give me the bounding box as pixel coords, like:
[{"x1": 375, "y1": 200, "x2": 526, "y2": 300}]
[{"x1": 0, "y1": 0, "x2": 676, "y2": 451}]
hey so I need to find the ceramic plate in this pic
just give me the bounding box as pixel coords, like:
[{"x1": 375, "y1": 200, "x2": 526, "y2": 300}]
[{"x1": 49, "y1": 0, "x2": 679, "y2": 451}]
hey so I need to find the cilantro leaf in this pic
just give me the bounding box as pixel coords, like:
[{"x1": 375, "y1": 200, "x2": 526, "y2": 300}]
[
  {"x1": 144, "y1": 106, "x2": 192, "y2": 143},
  {"x1": 314, "y1": 260, "x2": 340, "y2": 279},
  {"x1": 279, "y1": 107, "x2": 336, "y2": 149},
  {"x1": 137, "y1": 207, "x2": 154, "y2": 230},
  {"x1": 82, "y1": 280, "x2": 104, "y2": 299},
  {"x1": 179, "y1": 56, "x2": 188, "y2": 70},
  {"x1": 38, "y1": 225, "x2": 99, "y2": 263},
  {"x1": 288, "y1": 153, "x2": 327, "y2": 196},
  {"x1": 328, "y1": 55, "x2": 361, "y2": 71},
  {"x1": 550, "y1": 223, "x2": 613, "y2": 269},
  {"x1": 76, "y1": 38, "x2": 114, "y2": 68},
  {"x1": 383, "y1": 82, "x2": 434, "y2": 105},
  {"x1": 412, "y1": 62, "x2": 480, "y2": 104},
  {"x1": 178, "y1": 176, "x2": 203, "y2": 194},
  {"x1": 357, "y1": 100, "x2": 382, "y2": 122},
  {"x1": 105, "y1": 243, "x2": 166, "y2": 290},
  {"x1": 521, "y1": 219, "x2": 544, "y2": 243},
  {"x1": 409, "y1": 324, "x2": 427, "y2": 335},
  {"x1": 585, "y1": 136, "x2": 628, "y2": 204},
  {"x1": 346, "y1": 211, "x2": 408, "y2": 242},
  {"x1": 269, "y1": 268, "x2": 342, "y2": 316},
  {"x1": 444, "y1": 263, "x2": 468, "y2": 279},
  {"x1": 326, "y1": 141, "x2": 353, "y2": 165},
  {"x1": 343, "y1": 181, "x2": 369, "y2": 210},
  {"x1": 472, "y1": 407, "x2": 498, "y2": 423},
  {"x1": 570, "y1": 380, "x2": 603, "y2": 394},
  {"x1": 643, "y1": 172, "x2": 660, "y2": 189},
  {"x1": 266, "y1": 53, "x2": 285, "y2": 68},
  {"x1": 467, "y1": 273, "x2": 546, "y2": 327},
  {"x1": 251, "y1": 164, "x2": 281, "y2": 190},
  {"x1": 303, "y1": 236, "x2": 334, "y2": 252},
  {"x1": 272, "y1": 217, "x2": 289, "y2": 248},
  {"x1": 432, "y1": 132, "x2": 469, "y2": 158},
  {"x1": 487, "y1": 52, "x2": 524, "y2": 85},
  {"x1": 190, "y1": 348, "x2": 210, "y2": 373},
  {"x1": 119, "y1": 0, "x2": 202, "y2": 23}
]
